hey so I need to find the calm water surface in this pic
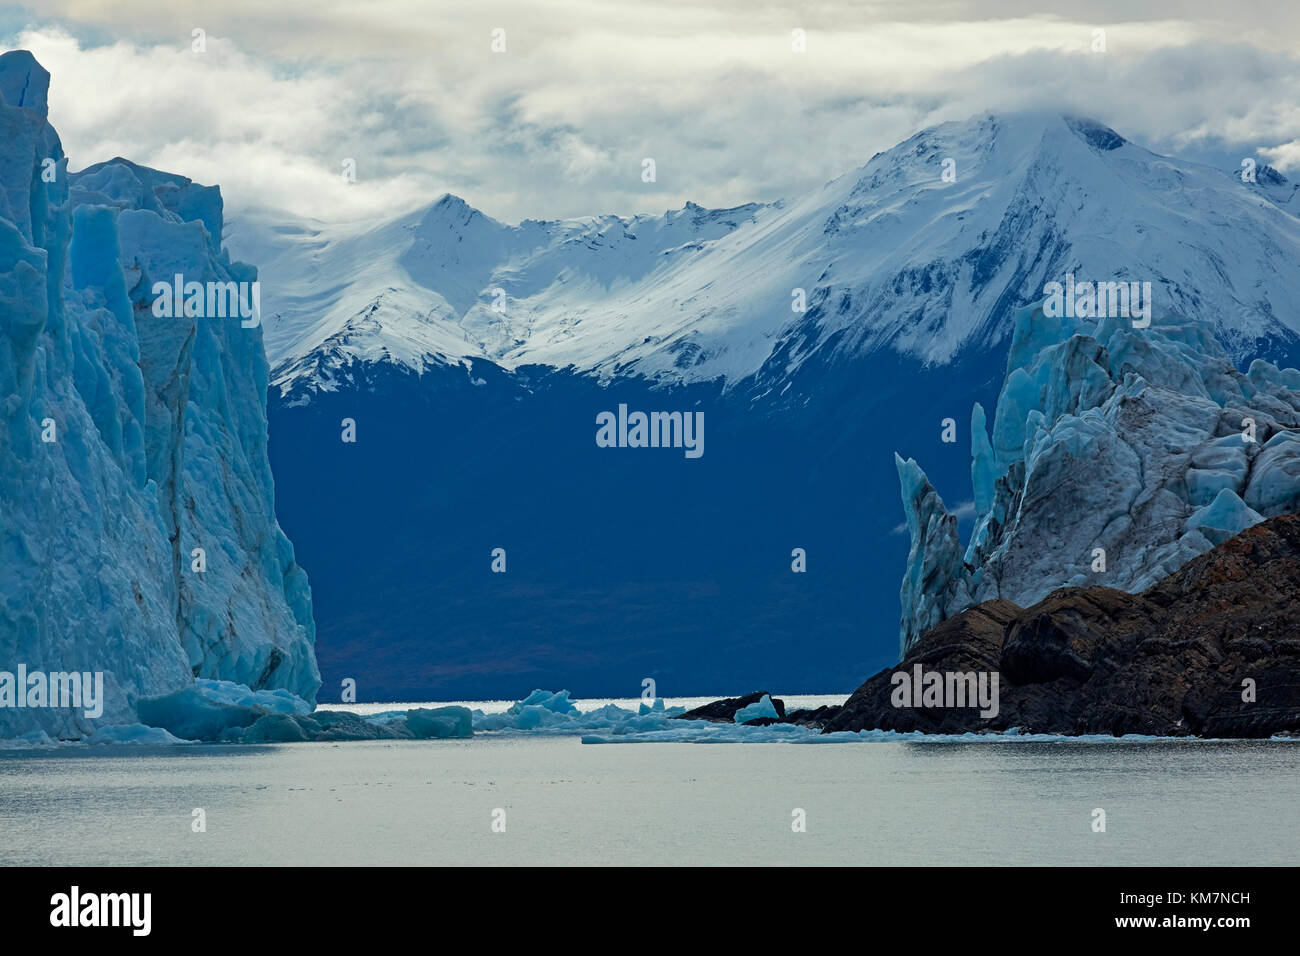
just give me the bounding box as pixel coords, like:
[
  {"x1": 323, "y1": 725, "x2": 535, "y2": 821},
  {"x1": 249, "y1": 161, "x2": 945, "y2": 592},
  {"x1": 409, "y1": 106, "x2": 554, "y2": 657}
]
[{"x1": 2, "y1": 735, "x2": 1297, "y2": 865}]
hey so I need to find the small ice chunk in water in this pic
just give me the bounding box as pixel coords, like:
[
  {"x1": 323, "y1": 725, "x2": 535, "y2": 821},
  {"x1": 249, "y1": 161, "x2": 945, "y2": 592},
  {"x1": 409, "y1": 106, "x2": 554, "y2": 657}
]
[{"x1": 733, "y1": 694, "x2": 780, "y2": 724}]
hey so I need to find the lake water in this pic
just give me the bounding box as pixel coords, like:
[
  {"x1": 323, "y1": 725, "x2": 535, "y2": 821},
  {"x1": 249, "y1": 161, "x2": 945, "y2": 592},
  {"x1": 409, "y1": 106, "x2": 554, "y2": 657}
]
[{"x1": 2, "y1": 722, "x2": 1298, "y2": 865}]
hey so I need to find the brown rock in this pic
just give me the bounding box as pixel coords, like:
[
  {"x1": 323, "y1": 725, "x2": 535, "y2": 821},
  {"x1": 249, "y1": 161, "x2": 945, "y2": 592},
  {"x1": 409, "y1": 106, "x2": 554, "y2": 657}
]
[{"x1": 826, "y1": 515, "x2": 1300, "y2": 738}]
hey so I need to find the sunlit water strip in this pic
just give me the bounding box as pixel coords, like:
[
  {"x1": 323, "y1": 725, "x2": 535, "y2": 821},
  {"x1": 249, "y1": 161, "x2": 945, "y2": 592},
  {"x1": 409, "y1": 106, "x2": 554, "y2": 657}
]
[{"x1": 315, "y1": 694, "x2": 851, "y2": 716}]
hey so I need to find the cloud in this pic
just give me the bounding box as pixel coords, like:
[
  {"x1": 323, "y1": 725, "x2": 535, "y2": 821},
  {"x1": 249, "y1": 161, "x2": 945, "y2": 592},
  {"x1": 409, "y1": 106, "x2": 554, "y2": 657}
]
[
  {"x1": 4, "y1": 2, "x2": 1300, "y2": 224},
  {"x1": 1261, "y1": 141, "x2": 1300, "y2": 171}
]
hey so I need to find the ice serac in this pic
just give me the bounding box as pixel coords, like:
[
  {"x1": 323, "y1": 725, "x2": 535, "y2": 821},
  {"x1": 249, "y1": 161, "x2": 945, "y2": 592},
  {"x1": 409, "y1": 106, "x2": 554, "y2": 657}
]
[
  {"x1": 0, "y1": 50, "x2": 49, "y2": 117},
  {"x1": 895, "y1": 454, "x2": 969, "y2": 653},
  {"x1": 0, "y1": 52, "x2": 317, "y2": 738},
  {"x1": 896, "y1": 304, "x2": 1300, "y2": 652}
]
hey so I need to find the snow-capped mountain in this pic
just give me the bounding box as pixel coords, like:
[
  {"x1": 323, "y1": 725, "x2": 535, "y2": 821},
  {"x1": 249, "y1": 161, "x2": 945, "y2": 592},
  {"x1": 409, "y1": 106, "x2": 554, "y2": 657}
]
[
  {"x1": 0, "y1": 52, "x2": 317, "y2": 738},
  {"x1": 235, "y1": 113, "x2": 1300, "y2": 400},
  {"x1": 241, "y1": 111, "x2": 1300, "y2": 701}
]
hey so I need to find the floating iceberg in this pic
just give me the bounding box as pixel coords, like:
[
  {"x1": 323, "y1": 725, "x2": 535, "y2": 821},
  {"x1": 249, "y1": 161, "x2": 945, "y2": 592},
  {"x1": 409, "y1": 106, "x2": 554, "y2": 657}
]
[
  {"x1": 87, "y1": 724, "x2": 187, "y2": 746},
  {"x1": 471, "y1": 689, "x2": 687, "y2": 735},
  {"x1": 733, "y1": 694, "x2": 780, "y2": 724},
  {"x1": 136, "y1": 678, "x2": 471, "y2": 743}
]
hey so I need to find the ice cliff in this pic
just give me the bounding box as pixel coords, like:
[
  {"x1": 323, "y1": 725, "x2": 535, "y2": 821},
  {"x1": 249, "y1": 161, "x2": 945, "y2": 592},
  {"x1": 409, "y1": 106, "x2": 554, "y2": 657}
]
[
  {"x1": 0, "y1": 51, "x2": 318, "y2": 738},
  {"x1": 897, "y1": 303, "x2": 1300, "y2": 652}
]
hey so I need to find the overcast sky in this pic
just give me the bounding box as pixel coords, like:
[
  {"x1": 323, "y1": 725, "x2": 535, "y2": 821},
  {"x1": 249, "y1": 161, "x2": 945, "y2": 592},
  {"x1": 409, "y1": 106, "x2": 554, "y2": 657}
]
[{"x1": 3, "y1": 1, "x2": 1299, "y2": 224}]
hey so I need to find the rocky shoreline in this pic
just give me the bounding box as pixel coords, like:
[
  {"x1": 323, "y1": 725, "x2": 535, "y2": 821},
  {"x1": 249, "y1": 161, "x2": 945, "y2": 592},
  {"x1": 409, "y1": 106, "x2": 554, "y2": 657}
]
[{"x1": 680, "y1": 515, "x2": 1300, "y2": 738}]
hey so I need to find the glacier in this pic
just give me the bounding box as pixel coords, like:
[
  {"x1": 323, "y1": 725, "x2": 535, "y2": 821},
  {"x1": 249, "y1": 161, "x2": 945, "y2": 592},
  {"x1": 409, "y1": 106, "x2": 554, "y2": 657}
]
[
  {"x1": 0, "y1": 51, "x2": 318, "y2": 738},
  {"x1": 896, "y1": 303, "x2": 1300, "y2": 652}
]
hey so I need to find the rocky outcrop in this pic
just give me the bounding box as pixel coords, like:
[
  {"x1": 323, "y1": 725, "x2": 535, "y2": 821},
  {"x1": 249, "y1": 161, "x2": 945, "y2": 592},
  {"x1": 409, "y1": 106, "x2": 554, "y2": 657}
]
[
  {"x1": 828, "y1": 514, "x2": 1300, "y2": 737},
  {"x1": 675, "y1": 692, "x2": 844, "y2": 728},
  {"x1": 782, "y1": 705, "x2": 843, "y2": 728},
  {"x1": 675, "y1": 691, "x2": 786, "y2": 723}
]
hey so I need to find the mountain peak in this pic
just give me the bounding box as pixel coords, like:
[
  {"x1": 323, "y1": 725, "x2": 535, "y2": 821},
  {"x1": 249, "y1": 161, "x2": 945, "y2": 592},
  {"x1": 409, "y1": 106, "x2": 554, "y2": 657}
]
[
  {"x1": 434, "y1": 192, "x2": 472, "y2": 211},
  {"x1": 415, "y1": 192, "x2": 503, "y2": 234},
  {"x1": 235, "y1": 107, "x2": 1300, "y2": 395},
  {"x1": 1062, "y1": 115, "x2": 1127, "y2": 151},
  {"x1": 863, "y1": 111, "x2": 1132, "y2": 191},
  {"x1": 925, "y1": 111, "x2": 1127, "y2": 147}
]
